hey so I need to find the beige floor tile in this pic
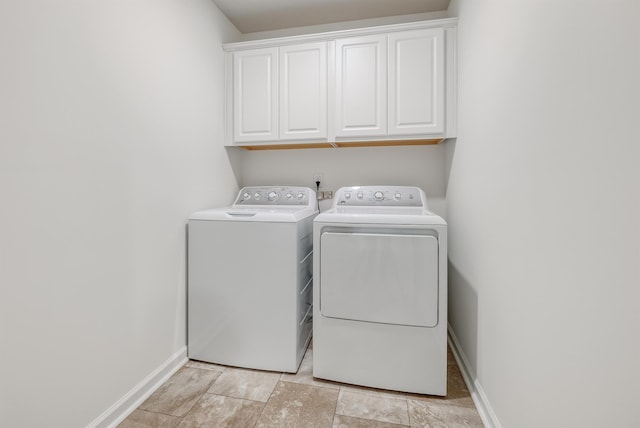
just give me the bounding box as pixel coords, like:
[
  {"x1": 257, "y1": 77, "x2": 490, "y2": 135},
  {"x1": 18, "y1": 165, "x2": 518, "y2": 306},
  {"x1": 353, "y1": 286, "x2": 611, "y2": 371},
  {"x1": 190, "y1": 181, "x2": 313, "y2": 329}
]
[
  {"x1": 185, "y1": 359, "x2": 227, "y2": 372},
  {"x1": 255, "y1": 381, "x2": 340, "y2": 428},
  {"x1": 407, "y1": 400, "x2": 484, "y2": 428},
  {"x1": 408, "y1": 364, "x2": 475, "y2": 408},
  {"x1": 207, "y1": 367, "x2": 281, "y2": 402},
  {"x1": 129, "y1": 348, "x2": 484, "y2": 428},
  {"x1": 280, "y1": 348, "x2": 341, "y2": 390},
  {"x1": 336, "y1": 387, "x2": 410, "y2": 426},
  {"x1": 117, "y1": 409, "x2": 181, "y2": 428},
  {"x1": 139, "y1": 367, "x2": 220, "y2": 417},
  {"x1": 341, "y1": 384, "x2": 408, "y2": 399},
  {"x1": 177, "y1": 393, "x2": 264, "y2": 427},
  {"x1": 333, "y1": 414, "x2": 408, "y2": 427}
]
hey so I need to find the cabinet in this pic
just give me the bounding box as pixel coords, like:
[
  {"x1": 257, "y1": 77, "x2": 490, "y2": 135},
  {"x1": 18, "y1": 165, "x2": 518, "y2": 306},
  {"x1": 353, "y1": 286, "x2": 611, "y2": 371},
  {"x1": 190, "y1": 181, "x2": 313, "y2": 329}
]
[
  {"x1": 279, "y1": 42, "x2": 327, "y2": 140},
  {"x1": 335, "y1": 28, "x2": 444, "y2": 139},
  {"x1": 231, "y1": 42, "x2": 327, "y2": 144},
  {"x1": 388, "y1": 28, "x2": 444, "y2": 136},
  {"x1": 335, "y1": 35, "x2": 387, "y2": 137},
  {"x1": 224, "y1": 18, "x2": 456, "y2": 149},
  {"x1": 233, "y1": 48, "x2": 278, "y2": 143}
]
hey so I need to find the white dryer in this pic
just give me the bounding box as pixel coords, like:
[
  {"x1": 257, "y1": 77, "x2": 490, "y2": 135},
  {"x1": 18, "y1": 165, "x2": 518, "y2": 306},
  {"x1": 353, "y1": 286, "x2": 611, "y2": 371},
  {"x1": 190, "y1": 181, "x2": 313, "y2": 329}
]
[
  {"x1": 188, "y1": 186, "x2": 317, "y2": 373},
  {"x1": 313, "y1": 186, "x2": 447, "y2": 395}
]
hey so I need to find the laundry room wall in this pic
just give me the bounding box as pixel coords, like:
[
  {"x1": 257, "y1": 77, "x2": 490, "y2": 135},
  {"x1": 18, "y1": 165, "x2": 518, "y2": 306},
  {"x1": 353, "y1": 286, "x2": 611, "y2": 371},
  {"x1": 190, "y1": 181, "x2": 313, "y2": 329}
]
[
  {"x1": 240, "y1": 10, "x2": 449, "y2": 41},
  {"x1": 445, "y1": 0, "x2": 640, "y2": 427},
  {"x1": 236, "y1": 144, "x2": 448, "y2": 216},
  {"x1": 0, "y1": 1, "x2": 239, "y2": 426}
]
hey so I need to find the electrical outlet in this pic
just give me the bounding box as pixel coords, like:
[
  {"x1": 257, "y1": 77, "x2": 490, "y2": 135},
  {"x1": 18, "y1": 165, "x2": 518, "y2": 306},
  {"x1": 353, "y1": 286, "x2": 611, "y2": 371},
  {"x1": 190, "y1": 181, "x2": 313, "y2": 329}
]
[{"x1": 313, "y1": 172, "x2": 324, "y2": 188}]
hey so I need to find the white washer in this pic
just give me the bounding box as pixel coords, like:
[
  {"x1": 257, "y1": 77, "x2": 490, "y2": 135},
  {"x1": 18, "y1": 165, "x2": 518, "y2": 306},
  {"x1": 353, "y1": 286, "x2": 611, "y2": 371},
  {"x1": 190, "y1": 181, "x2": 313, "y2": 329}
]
[
  {"x1": 188, "y1": 186, "x2": 317, "y2": 373},
  {"x1": 313, "y1": 186, "x2": 448, "y2": 395}
]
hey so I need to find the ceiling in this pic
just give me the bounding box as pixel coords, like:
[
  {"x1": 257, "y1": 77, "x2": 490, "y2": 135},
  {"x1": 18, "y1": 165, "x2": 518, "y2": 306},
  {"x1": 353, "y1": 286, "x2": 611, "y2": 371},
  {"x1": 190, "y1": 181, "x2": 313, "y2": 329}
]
[{"x1": 212, "y1": 0, "x2": 451, "y2": 34}]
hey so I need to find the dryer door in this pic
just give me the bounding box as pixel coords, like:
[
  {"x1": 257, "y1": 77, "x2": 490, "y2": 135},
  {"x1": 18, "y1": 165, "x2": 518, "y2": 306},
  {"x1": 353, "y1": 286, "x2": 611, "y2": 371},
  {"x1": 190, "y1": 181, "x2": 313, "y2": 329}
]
[{"x1": 320, "y1": 231, "x2": 439, "y2": 327}]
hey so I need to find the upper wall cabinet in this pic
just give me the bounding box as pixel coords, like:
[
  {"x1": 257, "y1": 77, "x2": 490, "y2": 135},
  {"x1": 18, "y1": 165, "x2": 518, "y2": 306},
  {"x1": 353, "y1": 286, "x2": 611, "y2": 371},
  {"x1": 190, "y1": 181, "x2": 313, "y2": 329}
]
[
  {"x1": 232, "y1": 43, "x2": 327, "y2": 143},
  {"x1": 279, "y1": 42, "x2": 327, "y2": 140},
  {"x1": 335, "y1": 34, "x2": 388, "y2": 137},
  {"x1": 334, "y1": 28, "x2": 445, "y2": 139},
  {"x1": 388, "y1": 28, "x2": 445, "y2": 136},
  {"x1": 224, "y1": 18, "x2": 457, "y2": 149},
  {"x1": 233, "y1": 47, "x2": 278, "y2": 142}
]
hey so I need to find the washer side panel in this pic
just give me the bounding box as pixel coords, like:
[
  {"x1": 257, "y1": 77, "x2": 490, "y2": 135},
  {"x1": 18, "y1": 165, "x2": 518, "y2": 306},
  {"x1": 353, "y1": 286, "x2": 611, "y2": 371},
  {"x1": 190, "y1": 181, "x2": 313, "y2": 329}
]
[{"x1": 188, "y1": 220, "x2": 298, "y2": 371}]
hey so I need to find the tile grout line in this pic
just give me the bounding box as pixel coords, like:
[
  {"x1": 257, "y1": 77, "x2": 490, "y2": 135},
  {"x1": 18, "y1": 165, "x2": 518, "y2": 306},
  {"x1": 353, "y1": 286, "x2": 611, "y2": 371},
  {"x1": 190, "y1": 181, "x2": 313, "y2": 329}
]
[
  {"x1": 404, "y1": 392, "x2": 412, "y2": 427},
  {"x1": 332, "y1": 386, "x2": 344, "y2": 424},
  {"x1": 176, "y1": 366, "x2": 226, "y2": 425},
  {"x1": 250, "y1": 372, "x2": 285, "y2": 427},
  {"x1": 336, "y1": 413, "x2": 410, "y2": 427},
  {"x1": 278, "y1": 378, "x2": 343, "y2": 391}
]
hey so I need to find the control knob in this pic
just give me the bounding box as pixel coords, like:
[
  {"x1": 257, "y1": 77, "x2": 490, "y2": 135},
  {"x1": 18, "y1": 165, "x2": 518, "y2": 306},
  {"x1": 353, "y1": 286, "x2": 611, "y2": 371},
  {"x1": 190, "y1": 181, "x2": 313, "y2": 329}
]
[
  {"x1": 296, "y1": 192, "x2": 305, "y2": 200},
  {"x1": 242, "y1": 192, "x2": 251, "y2": 200},
  {"x1": 268, "y1": 191, "x2": 279, "y2": 201},
  {"x1": 394, "y1": 192, "x2": 402, "y2": 200},
  {"x1": 373, "y1": 191, "x2": 384, "y2": 201},
  {"x1": 253, "y1": 192, "x2": 261, "y2": 200}
]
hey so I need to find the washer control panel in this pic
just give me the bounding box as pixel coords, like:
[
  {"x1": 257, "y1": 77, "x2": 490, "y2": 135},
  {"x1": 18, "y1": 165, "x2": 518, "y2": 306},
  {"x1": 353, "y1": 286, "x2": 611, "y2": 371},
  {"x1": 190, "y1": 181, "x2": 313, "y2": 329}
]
[
  {"x1": 335, "y1": 186, "x2": 425, "y2": 207},
  {"x1": 234, "y1": 186, "x2": 315, "y2": 206}
]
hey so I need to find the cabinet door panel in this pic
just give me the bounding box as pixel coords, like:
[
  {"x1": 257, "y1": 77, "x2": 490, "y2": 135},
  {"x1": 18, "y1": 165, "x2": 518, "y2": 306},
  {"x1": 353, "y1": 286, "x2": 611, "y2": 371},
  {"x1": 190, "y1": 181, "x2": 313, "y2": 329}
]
[
  {"x1": 279, "y1": 42, "x2": 327, "y2": 140},
  {"x1": 335, "y1": 35, "x2": 387, "y2": 137},
  {"x1": 389, "y1": 28, "x2": 445, "y2": 135},
  {"x1": 233, "y1": 48, "x2": 278, "y2": 142}
]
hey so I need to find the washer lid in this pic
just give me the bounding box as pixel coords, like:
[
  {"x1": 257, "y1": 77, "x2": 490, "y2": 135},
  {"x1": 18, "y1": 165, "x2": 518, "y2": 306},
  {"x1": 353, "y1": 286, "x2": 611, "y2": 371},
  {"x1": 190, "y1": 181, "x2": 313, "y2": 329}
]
[
  {"x1": 190, "y1": 186, "x2": 318, "y2": 222},
  {"x1": 190, "y1": 206, "x2": 317, "y2": 222}
]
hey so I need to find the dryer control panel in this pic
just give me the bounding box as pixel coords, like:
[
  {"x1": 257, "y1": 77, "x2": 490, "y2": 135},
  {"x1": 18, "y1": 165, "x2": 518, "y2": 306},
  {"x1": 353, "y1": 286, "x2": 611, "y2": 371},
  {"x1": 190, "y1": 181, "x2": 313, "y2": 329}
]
[
  {"x1": 334, "y1": 186, "x2": 425, "y2": 207},
  {"x1": 234, "y1": 186, "x2": 316, "y2": 207}
]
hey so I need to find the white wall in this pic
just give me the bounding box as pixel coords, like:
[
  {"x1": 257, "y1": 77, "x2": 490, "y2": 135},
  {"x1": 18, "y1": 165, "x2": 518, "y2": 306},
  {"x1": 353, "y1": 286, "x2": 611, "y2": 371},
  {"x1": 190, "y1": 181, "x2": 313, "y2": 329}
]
[
  {"x1": 240, "y1": 11, "x2": 448, "y2": 41},
  {"x1": 237, "y1": 144, "x2": 448, "y2": 216},
  {"x1": 0, "y1": 1, "x2": 240, "y2": 426},
  {"x1": 446, "y1": 1, "x2": 640, "y2": 427}
]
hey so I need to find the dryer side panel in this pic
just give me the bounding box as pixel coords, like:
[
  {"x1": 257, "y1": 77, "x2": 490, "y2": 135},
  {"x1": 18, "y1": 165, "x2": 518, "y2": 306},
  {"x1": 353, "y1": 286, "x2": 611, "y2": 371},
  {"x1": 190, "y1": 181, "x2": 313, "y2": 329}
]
[{"x1": 320, "y1": 232, "x2": 439, "y2": 327}]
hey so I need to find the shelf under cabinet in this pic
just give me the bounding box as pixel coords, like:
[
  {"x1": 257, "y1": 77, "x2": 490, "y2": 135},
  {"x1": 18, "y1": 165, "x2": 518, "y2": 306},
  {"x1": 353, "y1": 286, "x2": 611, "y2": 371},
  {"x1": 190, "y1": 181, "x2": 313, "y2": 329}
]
[{"x1": 228, "y1": 138, "x2": 445, "y2": 151}]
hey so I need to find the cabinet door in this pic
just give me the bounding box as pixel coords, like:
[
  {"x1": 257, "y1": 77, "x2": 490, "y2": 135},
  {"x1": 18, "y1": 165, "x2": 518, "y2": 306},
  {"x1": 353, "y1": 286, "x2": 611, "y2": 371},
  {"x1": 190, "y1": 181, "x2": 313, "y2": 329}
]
[
  {"x1": 233, "y1": 48, "x2": 278, "y2": 142},
  {"x1": 279, "y1": 42, "x2": 327, "y2": 140},
  {"x1": 388, "y1": 28, "x2": 445, "y2": 135},
  {"x1": 335, "y1": 35, "x2": 387, "y2": 137}
]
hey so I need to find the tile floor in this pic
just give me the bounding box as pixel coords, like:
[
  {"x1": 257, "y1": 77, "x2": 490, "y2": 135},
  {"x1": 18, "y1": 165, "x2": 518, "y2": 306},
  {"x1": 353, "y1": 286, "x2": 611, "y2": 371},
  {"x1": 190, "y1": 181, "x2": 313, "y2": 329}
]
[{"x1": 119, "y1": 343, "x2": 484, "y2": 427}]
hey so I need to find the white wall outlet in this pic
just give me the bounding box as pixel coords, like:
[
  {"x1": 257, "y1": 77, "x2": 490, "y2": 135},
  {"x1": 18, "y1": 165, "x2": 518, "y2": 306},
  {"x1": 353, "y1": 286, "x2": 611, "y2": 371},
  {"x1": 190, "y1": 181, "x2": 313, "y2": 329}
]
[{"x1": 313, "y1": 172, "x2": 324, "y2": 188}]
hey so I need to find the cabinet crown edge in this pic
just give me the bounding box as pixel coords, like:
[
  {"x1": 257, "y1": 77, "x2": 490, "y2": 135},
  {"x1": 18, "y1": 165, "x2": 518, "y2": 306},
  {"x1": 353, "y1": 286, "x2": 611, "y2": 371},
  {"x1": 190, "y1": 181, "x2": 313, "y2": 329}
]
[{"x1": 223, "y1": 17, "x2": 457, "y2": 52}]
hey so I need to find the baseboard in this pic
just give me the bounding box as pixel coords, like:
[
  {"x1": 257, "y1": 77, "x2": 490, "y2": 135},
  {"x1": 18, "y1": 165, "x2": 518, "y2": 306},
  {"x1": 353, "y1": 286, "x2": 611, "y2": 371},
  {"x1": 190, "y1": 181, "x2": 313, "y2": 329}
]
[
  {"x1": 447, "y1": 326, "x2": 502, "y2": 428},
  {"x1": 86, "y1": 346, "x2": 188, "y2": 428}
]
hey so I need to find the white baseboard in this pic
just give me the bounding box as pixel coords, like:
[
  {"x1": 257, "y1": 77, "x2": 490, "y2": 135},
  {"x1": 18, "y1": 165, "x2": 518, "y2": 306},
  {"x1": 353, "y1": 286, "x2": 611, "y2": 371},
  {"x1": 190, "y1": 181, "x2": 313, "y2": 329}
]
[
  {"x1": 86, "y1": 346, "x2": 188, "y2": 428},
  {"x1": 447, "y1": 326, "x2": 502, "y2": 428}
]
